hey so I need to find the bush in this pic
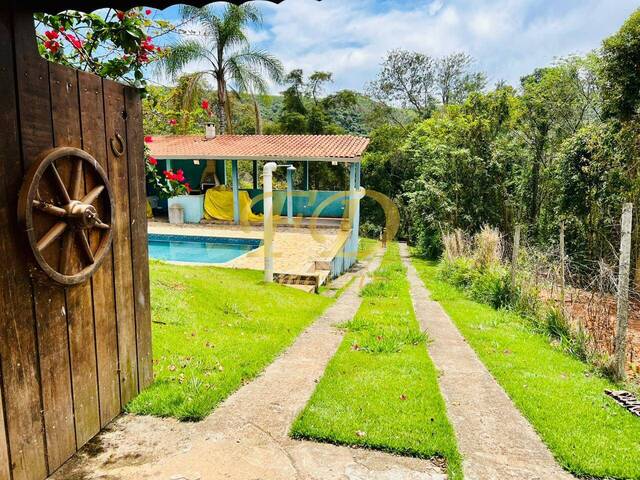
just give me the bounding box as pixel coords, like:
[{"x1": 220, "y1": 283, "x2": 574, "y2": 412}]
[
  {"x1": 469, "y1": 266, "x2": 512, "y2": 309},
  {"x1": 438, "y1": 257, "x2": 476, "y2": 289}
]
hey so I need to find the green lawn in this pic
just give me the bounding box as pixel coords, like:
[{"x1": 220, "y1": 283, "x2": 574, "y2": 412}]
[
  {"x1": 291, "y1": 244, "x2": 462, "y2": 479},
  {"x1": 126, "y1": 262, "x2": 333, "y2": 421},
  {"x1": 358, "y1": 237, "x2": 380, "y2": 261},
  {"x1": 413, "y1": 259, "x2": 640, "y2": 480}
]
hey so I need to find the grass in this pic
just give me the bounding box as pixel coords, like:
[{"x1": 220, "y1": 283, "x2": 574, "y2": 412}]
[
  {"x1": 126, "y1": 262, "x2": 332, "y2": 421},
  {"x1": 413, "y1": 258, "x2": 640, "y2": 480},
  {"x1": 291, "y1": 244, "x2": 462, "y2": 479},
  {"x1": 358, "y1": 237, "x2": 380, "y2": 261}
]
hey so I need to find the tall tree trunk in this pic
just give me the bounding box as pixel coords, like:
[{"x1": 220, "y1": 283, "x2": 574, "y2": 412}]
[
  {"x1": 216, "y1": 75, "x2": 227, "y2": 134},
  {"x1": 224, "y1": 90, "x2": 234, "y2": 134}
]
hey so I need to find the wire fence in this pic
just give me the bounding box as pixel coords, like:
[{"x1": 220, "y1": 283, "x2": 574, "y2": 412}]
[{"x1": 442, "y1": 204, "x2": 639, "y2": 383}]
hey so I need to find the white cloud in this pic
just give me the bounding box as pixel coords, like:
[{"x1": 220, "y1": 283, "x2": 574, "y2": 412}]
[
  {"x1": 251, "y1": 0, "x2": 638, "y2": 93},
  {"x1": 428, "y1": 0, "x2": 445, "y2": 16}
]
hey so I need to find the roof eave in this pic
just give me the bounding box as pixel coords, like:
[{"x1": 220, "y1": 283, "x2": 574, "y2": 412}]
[{"x1": 152, "y1": 155, "x2": 362, "y2": 163}]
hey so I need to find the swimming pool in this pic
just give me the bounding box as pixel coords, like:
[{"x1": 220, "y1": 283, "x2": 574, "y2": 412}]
[{"x1": 148, "y1": 234, "x2": 261, "y2": 264}]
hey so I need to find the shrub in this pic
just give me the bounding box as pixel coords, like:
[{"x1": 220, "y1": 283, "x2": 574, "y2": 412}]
[
  {"x1": 469, "y1": 266, "x2": 512, "y2": 309},
  {"x1": 544, "y1": 306, "x2": 572, "y2": 340},
  {"x1": 438, "y1": 257, "x2": 476, "y2": 289}
]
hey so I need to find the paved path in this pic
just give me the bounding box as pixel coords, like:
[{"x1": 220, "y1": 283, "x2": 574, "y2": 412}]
[
  {"x1": 400, "y1": 244, "x2": 573, "y2": 480},
  {"x1": 52, "y1": 250, "x2": 445, "y2": 480}
]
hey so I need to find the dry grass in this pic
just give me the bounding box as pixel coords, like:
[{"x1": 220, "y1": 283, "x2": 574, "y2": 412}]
[
  {"x1": 473, "y1": 225, "x2": 503, "y2": 270},
  {"x1": 442, "y1": 229, "x2": 468, "y2": 262}
]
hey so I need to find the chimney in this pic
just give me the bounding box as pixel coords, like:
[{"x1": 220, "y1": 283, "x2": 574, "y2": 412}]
[{"x1": 205, "y1": 122, "x2": 216, "y2": 139}]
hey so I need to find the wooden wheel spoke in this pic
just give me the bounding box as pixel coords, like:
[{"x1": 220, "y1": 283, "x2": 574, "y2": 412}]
[
  {"x1": 33, "y1": 200, "x2": 66, "y2": 218},
  {"x1": 60, "y1": 230, "x2": 74, "y2": 275},
  {"x1": 36, "y1": 221, "x2": 67, "y2": 252},
  {"x1": 49, "y1": 163, "x2": 71, "y2": 204},
  {"x1": 81, "y1": 185, "x2": 105, "y2": 206},
  {"x1": 77, "y1": 231, "x2": 95, "y2": 264},
  {"x1": 94, "y1": 220, "x2": 111, "y2": 230},
  {"x1": 70, "y1": 157, "x2": 83, "y2": 200}
]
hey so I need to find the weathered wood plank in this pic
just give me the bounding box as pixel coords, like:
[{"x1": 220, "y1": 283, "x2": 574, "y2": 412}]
[
  {"x1": 103, "y1": 79, "x2": 138, "y2": 406},
  {"x1": 14, "y1": 16, "x2": 78, "y2": 475},
  {"x1": 50, "y1": 63, "x2": 100, "y2": 449},
  {"x1": 78, "y1": 72, "x2": 121, "y2": 427},
  {"x1": 124, "y1": 87, "x2": 153, "y2": 391},
  {"x1": 0, "y1": 8, "x2": 25, "y2": 480},
  {"x1": 0, "y1": 10, "x2": 49, "y2": 480}
]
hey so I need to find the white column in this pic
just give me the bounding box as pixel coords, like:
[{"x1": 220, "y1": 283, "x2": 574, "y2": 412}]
[{"x1": 263, "y1": 162, "x2": 278, "y2": 283}]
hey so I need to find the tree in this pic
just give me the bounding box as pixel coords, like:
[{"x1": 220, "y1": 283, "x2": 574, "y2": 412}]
[
  {"x1": 35, "y1": 8, "x2": 172, "y2": 88},
  {"x1": 558, "y1": 123, "x2": 630, "y2": 263},
  {"x1": 601, "y1": 8, "x2": 640, "y2": 122},
  {"x1": 600, "y1": 8, "x2": 640, "y2": 284},
  {"x1": 436, "y1": 52, "x2": 486, "y2": 105},
  {"x1": 160, "y1": 4, "x2": 283, "y2": 133},
  {"x1": 367, "y1": 50, "x2": 486, "y2": 124},
  {"x1": 277, "y1": 69, "x2": 354, "y2": 135},
  {"x1": 367, "y1": 49, "x2": 437, "y2": 119}
]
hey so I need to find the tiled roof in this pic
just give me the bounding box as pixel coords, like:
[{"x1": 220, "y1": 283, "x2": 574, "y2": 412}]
[{"x1": 147, "y1": 135, "x2": 370, "y2": 162}]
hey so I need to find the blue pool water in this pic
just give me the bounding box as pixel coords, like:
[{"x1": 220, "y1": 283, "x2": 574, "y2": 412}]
[{"x1": 148, "y1": 234, "x2": 261, "y2": 264}]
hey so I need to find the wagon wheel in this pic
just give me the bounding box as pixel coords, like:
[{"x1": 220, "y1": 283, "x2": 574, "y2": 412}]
[{"x1": 18, "y1": 147, "x2": 115, "y2": 286}]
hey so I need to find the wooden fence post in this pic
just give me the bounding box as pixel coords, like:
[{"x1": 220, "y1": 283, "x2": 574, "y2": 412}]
[
  {"x1": 560, "y1": 221, "x2": 566, "y2": 306},
  {"x1": 613, "y1": 203, "x2": 633, "y2": 381},
  {"x1": 511, "y1": 225, "x2": 521, "y2": 293}
]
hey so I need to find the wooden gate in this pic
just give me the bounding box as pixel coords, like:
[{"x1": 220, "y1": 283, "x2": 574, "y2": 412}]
[{"x1": 0, "y1": 8, "x2": 152, "y2": 480}]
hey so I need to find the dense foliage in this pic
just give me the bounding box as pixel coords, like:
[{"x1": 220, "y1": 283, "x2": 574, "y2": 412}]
[
  {"x1": 360, "y1": 10, "x2": 640, "y2": 285},
  {"x1": 35, "y1": 8, "x2": 172, "y2": 88}
]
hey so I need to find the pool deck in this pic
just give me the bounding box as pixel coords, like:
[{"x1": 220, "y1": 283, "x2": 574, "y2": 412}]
[{"x1": 147, "y1": 221, "x2": 350, "y2": 290}]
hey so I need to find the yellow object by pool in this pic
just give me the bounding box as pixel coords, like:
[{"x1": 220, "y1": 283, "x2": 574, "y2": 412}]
[{"x1": 204, "y1": 187, "x2": 263, "y2": 223}]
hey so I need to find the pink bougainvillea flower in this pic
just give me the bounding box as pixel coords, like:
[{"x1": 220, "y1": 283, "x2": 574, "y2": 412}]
[
  {"x1": 45, "y1": 30, "x2": 59, "y2": 40},
  {"x1": 148, "y1": 157, "x2": 158, "y2": 166},
  {"x1": 184, "y1": 183, "x2": 191, "y2": 193},
  {"x1": 144, "y1": 135, "x2": 153, "y2": 143},
  {"x1": 141, "y1": 36, "x2": 155, "y2": 52},
  {"x1": 168, "y1": 119, "x2": 177, "y2": 126},
  {"x1": 201, "y1": 99, "x2": 209, "y2": 111},
  {"x1": 145, "y1": 9, "x2": 152, "y2": 15},
  {"x1": 44, "y1": 40, "x2": 61, "y2": 54},
  {"x1": 66, "y1": 34, "x2": 83, "y2": 50}
]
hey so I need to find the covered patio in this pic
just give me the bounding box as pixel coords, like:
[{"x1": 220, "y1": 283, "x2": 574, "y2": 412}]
[{"x1": 147, "y1": 132, "x2": 370, "y2": 285}]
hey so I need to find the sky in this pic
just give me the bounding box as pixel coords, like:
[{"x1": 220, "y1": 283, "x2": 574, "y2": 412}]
[{"x1": 155, "y1": 0, "x2": 639, "y2": 94}]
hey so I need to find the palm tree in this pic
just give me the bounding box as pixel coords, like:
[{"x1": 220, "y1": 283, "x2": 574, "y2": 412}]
[{"x1": 161, "y1": 4, "x2": 283, "y2": 133}]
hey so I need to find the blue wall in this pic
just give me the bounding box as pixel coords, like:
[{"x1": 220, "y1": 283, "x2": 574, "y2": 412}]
[
  {"x1": 149, "y1": 159, "x2": 350, "y2": 219},
  {"x1": 244, "y1": 189, "x2": 348, "y2": 218}
]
